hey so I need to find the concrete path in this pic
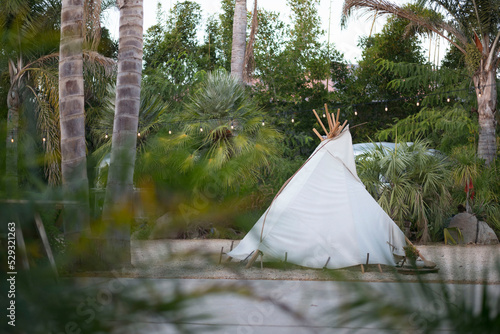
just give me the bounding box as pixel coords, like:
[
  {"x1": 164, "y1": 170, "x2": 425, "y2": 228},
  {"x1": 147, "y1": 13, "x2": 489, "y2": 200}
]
[{"x1": 74, "y1": 277, "x2": 500, "y2": 334}]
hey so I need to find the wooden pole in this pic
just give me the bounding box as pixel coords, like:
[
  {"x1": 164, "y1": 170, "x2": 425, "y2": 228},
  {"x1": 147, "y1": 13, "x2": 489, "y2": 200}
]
[
  {"x1": 218, "y1": 246, "x2": 224, "y2": 264},
  {"x1": 313, "y1": 128, "x2": 324, "y2": 141},
  {"x1": 313, "y1": 109, "x2": 329, "y2": 136},
  {"x1": 404, "y1": 236, "x2": 436, "y2": 268},
  {"x1": 230, "y1": 240, "x2": 234, "y2": 251},
  {"x1": 245, "y1": 250, "x2": 261, "y2": 269},
  {"x1": 323, "y1": 256, "x2": 331, "y2": 269},
  {"x1": 360, "y1": 264, "x2": 365, "y2": 273},
  {"x1": 377, "y1": 264, "x2": 383, "y2": 273}
]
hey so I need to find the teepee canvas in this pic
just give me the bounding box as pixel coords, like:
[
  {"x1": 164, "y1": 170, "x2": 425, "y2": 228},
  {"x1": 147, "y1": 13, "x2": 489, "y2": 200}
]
[{"x1": 228, "y1": 109, "x2": 407, "y2": 269}]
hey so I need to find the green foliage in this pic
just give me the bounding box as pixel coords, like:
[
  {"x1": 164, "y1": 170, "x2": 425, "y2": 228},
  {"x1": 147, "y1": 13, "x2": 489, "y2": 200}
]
[
  {"x1": 251, "y1": 3, "x2": 352, "y2": 157},
  {"x1": 136, "y1": 69, "x2": 283, "y2": 193},
  {"x1": 449, "y1": 146, "x2": 500, "y2": 233},
  {"x1": 356, "y1": 140, "x2": 454, "y2": 242},
  {"x1": 339, "y1": 12, "x2": 426, "y2": 142},
  {"x1": 377, "y1": 106, "x2": 477, "y2": 153},
  {"x1": 376, "y1": 106, "x2": 500, "y2": 235}
]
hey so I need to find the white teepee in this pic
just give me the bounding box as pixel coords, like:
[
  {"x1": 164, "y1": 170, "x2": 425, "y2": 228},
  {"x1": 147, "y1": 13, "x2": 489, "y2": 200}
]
[{"x1": 228, "y1": 110, "x2": 406, "y2": 269}]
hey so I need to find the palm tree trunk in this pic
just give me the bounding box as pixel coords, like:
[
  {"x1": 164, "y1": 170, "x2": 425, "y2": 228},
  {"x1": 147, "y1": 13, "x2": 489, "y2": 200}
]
[
  {"x1": 101, "y1": 0, "x2": 144, "y2": 267},
  {"x1": 473, "y1": 66, "x2": 497, "y2": 166},
  {"x1": 231, "y1": 0, "x2": 247, "y2": 81},
  {"x1": 59, "y1": 0, "x2": 91, "y2": 241},
  {"x1": 5, "y1": 63, "x2": 19, "y2": 192}
]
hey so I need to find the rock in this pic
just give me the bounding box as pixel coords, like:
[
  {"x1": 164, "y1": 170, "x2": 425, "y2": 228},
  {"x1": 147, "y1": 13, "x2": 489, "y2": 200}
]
[
  {"x1": 448, "y1": 213, "x2": 478, "y2": 243},
  {"x1": 477, "y1": 221, "x2": 499, "y2": 245},
  {"x1": 150, "y1": 213, "x2": 177, "y2": 239},
  {"x1": 448, "y1": 212, "x2": 499, "y2": 245}
]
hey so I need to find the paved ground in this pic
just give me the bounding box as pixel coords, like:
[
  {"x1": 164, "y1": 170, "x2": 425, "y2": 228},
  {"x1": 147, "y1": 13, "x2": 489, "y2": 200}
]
[
  {"x1": 71, "y1": 240, "x2": 500, "y2": 333},
  {"x1": 74, "y1": 277, "x2": 500, "y2": 334},
  {"x1": 120, "y1": 239, "x2": 500, "y2": 284}
]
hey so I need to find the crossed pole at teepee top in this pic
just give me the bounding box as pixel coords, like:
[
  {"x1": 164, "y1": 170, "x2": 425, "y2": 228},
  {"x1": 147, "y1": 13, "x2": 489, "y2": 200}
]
[{"x1": 312, "y1": 103, "x2": 348, "y2": 141}]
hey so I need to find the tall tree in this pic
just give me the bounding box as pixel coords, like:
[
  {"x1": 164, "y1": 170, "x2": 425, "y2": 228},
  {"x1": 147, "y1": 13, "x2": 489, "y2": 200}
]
[
  {"x1": 101, "y1": 0, "x2": 144, "y2": 266},
  {"x1": 1, "y1": 0, "x2": 60, "y2": 191},
  {"x1": 231, "y1": 0, "x2": 247, "y2": 81},
  {"x1": 219, "y1": 0, "x2": 235, "y2": 71},
  {"x1": 343, "y1": 0, "x2": 500, "y2": 165},
  {"x1": 59, "y1": 0, "x2": 91, "y2": 239}
]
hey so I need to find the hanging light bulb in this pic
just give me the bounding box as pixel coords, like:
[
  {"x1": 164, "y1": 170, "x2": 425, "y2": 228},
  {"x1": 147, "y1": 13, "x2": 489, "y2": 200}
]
[
  {"x1": 42, "y1": 137, "x2": 46, "y2": 143},
  {"x1": 385, "y1": 104, "x2": 388, "y2": 112},
  {"x1": 446, "y1": 96, "x2": 450, "y2": 103},
  {"x1": 478, "y1": 83, "x2": 482, "y2": 97},
  {"x1": 291, "y1": 115, "x2": 295, "y2": 123},
  {"x1": 230, "y1": 117, "x2": 234, "y2": 130},
  {"x1": 322, "y1": 112, "x2": 326, "y2": 118},
  {"x1": 416, "y1": 100, "x2": 420, "y2": 107},
  {"x1": 168, "y1": 130, "x2": 172, "y2": 134},
  {"x1": 199, "y1": 124, "x2": 203, "y2": 132},
  {"x1": 354, "y1": 107, "x2": 358, "y2": 116},
  {"x1": 10, "y1": 137, "x2": 14, "y2": 143},
  {"x1": 138, "y1": 132, "x2": 141, "y2": 137},
  {"x1": 261, "y1": 119, "x2": 265, "y2": 126},
  {"x1": 105, "y1": 133, "x2": 108, "y2": 139}
]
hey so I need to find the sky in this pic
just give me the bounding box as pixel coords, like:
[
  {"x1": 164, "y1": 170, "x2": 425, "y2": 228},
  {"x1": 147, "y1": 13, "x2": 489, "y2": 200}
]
[{"x1": 102, "y1": 0, "x2": 448, "y2": 64}]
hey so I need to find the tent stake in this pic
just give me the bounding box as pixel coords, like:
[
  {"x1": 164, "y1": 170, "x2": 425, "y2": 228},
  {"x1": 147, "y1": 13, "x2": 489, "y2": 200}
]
[
  {"x1": 260, "y1": 253, "x2": 263, "y2": 270},
  {"x1": 360, "y1": 264, "x2": 365, "y2": 273},
  {"x1": 218, "y1": 247, "x2": 224, "y2": 264},
  {"x1": 365, "y1": 253, "x2": 370, "y2": 272},
  {"x1": 377, "y1": 264, "x2": 383, "y2": 273},
  {"x1": 284, "y1": 252, "x2": 288, "y2": 270},
  {"x1": 230, "y1": 240, "x2": 234, "y2": 251}
]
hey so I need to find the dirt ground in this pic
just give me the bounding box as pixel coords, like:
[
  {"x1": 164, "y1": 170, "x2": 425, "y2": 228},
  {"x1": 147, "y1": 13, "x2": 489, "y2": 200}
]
[{"x1": 90, "y1": 239, "x2": 500, "y2": 284}]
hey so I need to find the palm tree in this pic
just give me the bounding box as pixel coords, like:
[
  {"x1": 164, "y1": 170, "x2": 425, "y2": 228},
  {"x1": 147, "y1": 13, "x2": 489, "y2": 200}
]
[
  {"x1": 137, "y1": 70, "x2": 283, "y2": 191},
  {"x1": 231, "y1": 0, "x2": 247, "y2": 81},
  {"x1": 1, "y1": 0, "x2": 60, "y2": 190},
  {"x1": 101, "y1": 0, "x2": 144, "y2": 266},
  {"x1": 356, "y1": 140, "x2": 453, "y2": 243},
  {"x1": 59, "y1": 0, "x2": 92, "y2": 239},
  {"x1": 343, "y1": 0, "x2": 500, "y2": 165}
]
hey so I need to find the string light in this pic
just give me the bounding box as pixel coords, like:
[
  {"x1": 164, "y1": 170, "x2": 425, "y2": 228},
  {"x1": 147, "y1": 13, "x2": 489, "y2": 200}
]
[
  {"x1": 42, "y1": 137, "x2": 46, "y2": 143},
  {"x1": 10, "y1": 137, "x2": 14, "y2": 143},
  {"x1": 168, "y1": 130, "x2": 172, "y2": 134},
  {"x1": 87, "y1": 83, "x2": 498, "y2": 134},
  {"x1": 105, "y1": 133, "x2": 108, "y2": 139}
]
